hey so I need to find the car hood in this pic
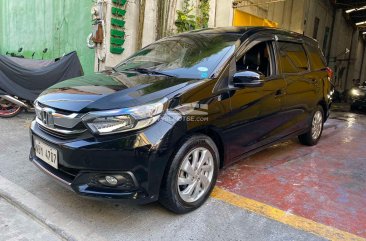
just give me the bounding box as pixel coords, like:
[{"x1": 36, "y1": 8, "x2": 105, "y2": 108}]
[{"x1": 37, "y1": 71, "x2": 197, "y2": 112}]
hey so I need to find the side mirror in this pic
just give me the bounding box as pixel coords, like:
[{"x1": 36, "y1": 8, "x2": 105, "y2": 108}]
[{"x1": 233, "y1": 71, "x2": 264, "y2": 88}]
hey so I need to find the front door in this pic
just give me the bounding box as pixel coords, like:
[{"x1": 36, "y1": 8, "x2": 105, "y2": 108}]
[{"x1": 224, "y1": 41, "x2": 287, "y2": 162}]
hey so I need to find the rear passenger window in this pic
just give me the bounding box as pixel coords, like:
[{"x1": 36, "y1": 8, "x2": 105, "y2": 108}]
[
  {"x1": 305, "y1": 44, "x2": 326, "y2": 70},
  {"x1": 278, "y1": 42, "x2": 309, "y2": 73}
]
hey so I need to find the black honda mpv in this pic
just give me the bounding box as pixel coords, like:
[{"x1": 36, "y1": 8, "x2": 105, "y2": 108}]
[{"x1": 30, "y1": 27, "x2": 333, "y2": 213}]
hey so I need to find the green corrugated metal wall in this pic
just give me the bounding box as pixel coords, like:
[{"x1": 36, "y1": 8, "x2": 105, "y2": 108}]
[{"x1": 0, "y1": 0, "x2": 95, "y2": 74}]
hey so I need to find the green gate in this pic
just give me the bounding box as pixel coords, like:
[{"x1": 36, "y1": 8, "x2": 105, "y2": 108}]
[{"x1": 0, "y1": 0, "x2": 95, "y2": 74}]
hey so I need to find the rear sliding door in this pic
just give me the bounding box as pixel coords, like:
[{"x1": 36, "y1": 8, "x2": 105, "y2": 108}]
[{"x1": 276, "y1": 41, "x2": 318, "y2": 134}]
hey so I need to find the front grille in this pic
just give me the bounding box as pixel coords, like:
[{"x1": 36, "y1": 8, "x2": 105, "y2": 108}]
[
  {"x1": 35, "y1": 102, "x2": 87, "y2": 139},
  {"x1": 37, "y1": 102, "x2": 74, "y2": 115},
  {"x1": 38, "y1": 122, "x2": 84, "y2": 139}
]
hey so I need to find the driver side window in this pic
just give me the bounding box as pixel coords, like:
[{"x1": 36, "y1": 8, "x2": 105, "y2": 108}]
[{"x1": 236, "y1": 42, "x2": 272, "y2": 77}]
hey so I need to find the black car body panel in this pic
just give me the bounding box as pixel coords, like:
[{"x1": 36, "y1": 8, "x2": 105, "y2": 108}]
[
  {"x1": 29, "y1": 27, "x2": 332, "y2": 202},
  {"x1": 30, "y1": 110, "x2": 185, "y2": 203},
  {"x1": 37, "y1": 71, "x2": 198, "y2": 112}
]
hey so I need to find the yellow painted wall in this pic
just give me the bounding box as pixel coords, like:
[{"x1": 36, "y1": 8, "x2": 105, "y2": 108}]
[{"x1": 233, "y1": 9, "x2": 278, "y2": 27}]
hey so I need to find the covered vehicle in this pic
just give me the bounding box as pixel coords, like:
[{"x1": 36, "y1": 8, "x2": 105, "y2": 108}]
[{"x1": 0, "y1": 52, "x2": 83, "y2": 117}]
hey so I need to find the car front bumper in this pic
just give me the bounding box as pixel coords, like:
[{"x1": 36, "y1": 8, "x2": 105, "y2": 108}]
[
  {"x1": 29, "y1": 113, "x2": 184, "y2": 203},
  {"x1": 351, "y1": 97, "x2": 366, "y2": 109}
]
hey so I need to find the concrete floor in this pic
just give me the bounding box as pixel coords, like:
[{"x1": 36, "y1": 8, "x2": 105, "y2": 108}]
[
  {"x1": 218, "y1": 113, "x2": 366, "y2": 237},
  {"x1": 0, "y1": 109, "x2": 365, "y2": 241}
]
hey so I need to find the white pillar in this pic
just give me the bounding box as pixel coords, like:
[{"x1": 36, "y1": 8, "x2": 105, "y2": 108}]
[{"x1": 141, "y1": 0, "x2": 159, "y2": 47}]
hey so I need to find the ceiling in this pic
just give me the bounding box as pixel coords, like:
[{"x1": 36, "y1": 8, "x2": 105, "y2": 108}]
[
  {"x1": 333, "y1": 0, "x2": 366, "y2": 30},
  {"x1": 334, "y1": 0, "x2": 366, "y2": 7}
]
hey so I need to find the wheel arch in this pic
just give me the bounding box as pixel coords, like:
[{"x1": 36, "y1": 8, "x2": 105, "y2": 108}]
[
  {"x1": 318, "y1": 99, "x2": 329, "y2": 121},
  {"x1": 193, "y1": 127, "x2": 226, "y2": 169}
]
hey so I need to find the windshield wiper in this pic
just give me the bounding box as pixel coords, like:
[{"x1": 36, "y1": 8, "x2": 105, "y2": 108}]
[{"x1": 128, "y1": 68, "x2": 175, "y2": 77}]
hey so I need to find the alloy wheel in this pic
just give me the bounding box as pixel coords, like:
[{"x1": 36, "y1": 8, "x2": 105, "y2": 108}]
[
  {"x1": 311, "y1": 110, "x2": 323, "y2": 140},
  {"x1": 177, "y1": 147, "x2": 214, "y2": 203}
]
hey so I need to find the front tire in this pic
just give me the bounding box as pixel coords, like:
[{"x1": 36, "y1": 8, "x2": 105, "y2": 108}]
[
  {"x1": 298, "y1": 106, "x2": 324, "y2": 146},
  {"x1": 159, "y1": 134, "x2": 219, "y2": 214}
]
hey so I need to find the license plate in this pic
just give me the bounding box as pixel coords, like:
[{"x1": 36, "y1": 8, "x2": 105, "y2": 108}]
[{"x1": 34, "y1": 138, "x2": 58, "y2": 169}]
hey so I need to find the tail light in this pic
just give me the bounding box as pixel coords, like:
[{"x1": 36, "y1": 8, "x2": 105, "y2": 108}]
[
  {"x1": 325, "y1": 67, "x2": 335, "y2": 99},
  {"x1": 325, "y1": 67, "x2": 333, "y2": 79}
]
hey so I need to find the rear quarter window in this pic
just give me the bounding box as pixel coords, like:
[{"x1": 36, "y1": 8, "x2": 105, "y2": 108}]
[
  {"x1": 277, "y1": 42, "x2": 309, "y2": 74},
  {"x1": 305, "y1": 44, "x2": 326, "y2": 70}
]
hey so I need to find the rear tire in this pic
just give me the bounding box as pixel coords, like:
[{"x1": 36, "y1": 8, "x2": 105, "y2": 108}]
[
  {"x1": 159, "y1": 134, "x2": 219, "y2": 214},
  {"x1": 298, "y1": 106, "x2": 324, "y2": 146}
]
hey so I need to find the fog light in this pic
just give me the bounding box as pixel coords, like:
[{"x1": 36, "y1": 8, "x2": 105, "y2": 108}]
[
  {"x1": 105, "y1": 175, "x2": 118, "y2": 186},
  {"x1": 95, "y1": 173, "x2": 136, "y2": 189}
]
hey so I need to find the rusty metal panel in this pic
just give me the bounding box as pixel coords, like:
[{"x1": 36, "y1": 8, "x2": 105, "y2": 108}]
[{"x1": 0, "y1": 0, "x2": 95, "y2": 74}]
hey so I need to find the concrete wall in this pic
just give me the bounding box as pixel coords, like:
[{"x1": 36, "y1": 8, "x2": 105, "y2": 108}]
[
  {"x1": 353, "y1": 36, "x2": 366, "y2": 83},
  {"x1": 303, "y1": 3, "x2": 366, "y2": 91},
  {"x1": 302, "y1": 0, "x2": 333, "y2": 55},
  {"x1": 327, "y1": 10, "x2": 354, "y2": 90},
  {"x1": 99, "y1": 0, "x2": 140, "y2": 69},
  {"x1": 208, "y1": 0, "x2": 217, "y2": 27},
  {"x1": 0, "y1": 0, "x2": 3, "y2": 54},
  {"x1": 0, "y1": 0, "x2": 95, "y2": 74},
  {"x1": 141, "y1": 0, "x2": 159, "y2": 47},
  {"x1": 214, "y1": 0, "x2": 234, "y2": 27},
  {"x1": 345, "y1": 30, "x2": 360, "y2": 89},
  {"x1": 360, "y1": 47, "x2": 366, "y2": 83},
  {"x1": 269, "y1": 0, "x2": 305, "y2": 33}
]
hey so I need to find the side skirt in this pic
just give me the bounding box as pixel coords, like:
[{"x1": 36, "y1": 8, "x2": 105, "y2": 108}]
[{"x1": 224, "y1": 128, "x2": 309, "y2": 168}]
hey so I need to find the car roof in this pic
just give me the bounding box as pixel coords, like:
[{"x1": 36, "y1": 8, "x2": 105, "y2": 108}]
[{"x1": 184, "y1": 26, "x2": 318, "y2": 46}]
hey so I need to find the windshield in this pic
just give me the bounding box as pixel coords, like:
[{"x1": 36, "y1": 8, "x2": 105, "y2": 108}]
[{"x1": 116, "y1": 33, "x2": 239, "y2": 79}]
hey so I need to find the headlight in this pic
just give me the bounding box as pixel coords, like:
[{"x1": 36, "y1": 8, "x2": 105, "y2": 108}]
[
  {"x1": 350, "y1": 88, "x2": 365, "y2": 97},
  {"x1": 82, "y1": 98, "x2": 167, "y2": 135}
]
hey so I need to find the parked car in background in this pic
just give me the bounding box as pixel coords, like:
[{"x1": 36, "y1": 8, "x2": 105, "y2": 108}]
[
  {"x1": 29, "y1": 27, "x2": 333, "y2": 213},
  {"x1": 350, "y1": 82, "x2": 366, "y2": 111}
]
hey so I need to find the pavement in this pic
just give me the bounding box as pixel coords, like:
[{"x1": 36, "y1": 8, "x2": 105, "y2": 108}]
[
  {"x1": 0, "y1": 197, "x2": 60, "y2": 241},
  {"x1": 0, "y1": 107, "x2": 365, "y2": 241}
]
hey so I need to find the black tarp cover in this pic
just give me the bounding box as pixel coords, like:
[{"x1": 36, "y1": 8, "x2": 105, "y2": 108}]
[{"x1": 0, "y1": 51, "x2": 83, "y2": 101}]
